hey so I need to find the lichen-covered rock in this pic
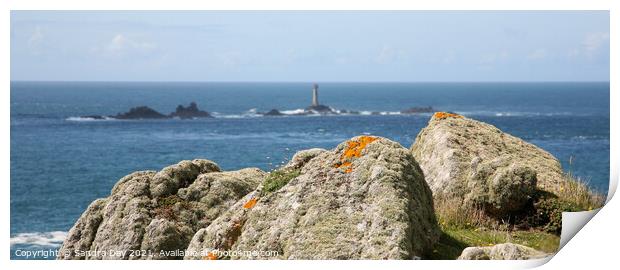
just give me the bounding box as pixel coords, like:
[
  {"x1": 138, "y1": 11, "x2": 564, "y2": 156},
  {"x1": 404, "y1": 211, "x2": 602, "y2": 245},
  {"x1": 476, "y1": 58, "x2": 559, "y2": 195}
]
[
  {"x1": 457, "y1": 243, "x2": 548, "y2": 260},
  {"x1": 58, "y1": 160, "x2": 266, "y2": 260},
  {"x1": 149, "y1": 159, "x2": 220, "y2": 198},
  {"x1": 56, "y1": 198, "x2": 107, "y2": 256},
  {"x1": 283, "y1": 148, "x2": 327, "y2": 169},
  {"x1": 411, "y1": 113, "x2": 564, "y2": 215},
  {"x1": 185, "y1": 136, "x2": 439, "y2": 259}
]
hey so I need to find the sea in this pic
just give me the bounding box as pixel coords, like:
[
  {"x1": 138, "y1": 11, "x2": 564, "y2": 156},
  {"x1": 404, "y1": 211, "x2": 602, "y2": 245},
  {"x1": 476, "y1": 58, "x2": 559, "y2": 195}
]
[{"x1": 10, "y1": 81, "x2": 610, "y2": 259}]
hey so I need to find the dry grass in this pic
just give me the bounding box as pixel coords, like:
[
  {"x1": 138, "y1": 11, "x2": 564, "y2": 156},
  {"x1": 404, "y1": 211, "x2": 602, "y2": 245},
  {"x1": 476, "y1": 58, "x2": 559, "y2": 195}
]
[
  {"x1": 556, "y1": 173, "x2": 605, "y2": 211},
  {"x1": 430, "y1": 167, "x2": 604, "y2": 258},
  {"x1": 434, "y1": 173, "x2": 605, "y2": 231},
  {"x1": 434, "y1": 196, "x2": 501, "y2": 230}
]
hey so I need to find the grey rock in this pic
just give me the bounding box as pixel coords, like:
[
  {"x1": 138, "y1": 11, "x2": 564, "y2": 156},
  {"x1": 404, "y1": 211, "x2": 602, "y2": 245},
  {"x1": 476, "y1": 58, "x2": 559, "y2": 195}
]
[
  {"x1": 411, "y1": 113, "x2": 564, "y2": 215},
  {"x1": 262, "y1": 109, "x2": 284, "y2": 116},
  {"x1": 169, "y1": 102, "x2": 212, "y2": 119},
  {"x1": 283, "y1": 148, "x2": 327, "y2": 169},
  {"x1": 458, "y1": 243, "x2": 548, "y2": 260},
  {"x1": 56, "y1": 198, "x2": 107, "y2": 259},
  {"x1": 58, "y1": 160, "x2": 265, "y2": 260},
  {"x1": 114, "y1": 106, "x2": 168, "y2": 119},
  {"x1": 185, "y1": 136, "x2": 439, "y2": 259},
  {"x1": 149, "y1": 159, "x2": 220, "y2": 198}
]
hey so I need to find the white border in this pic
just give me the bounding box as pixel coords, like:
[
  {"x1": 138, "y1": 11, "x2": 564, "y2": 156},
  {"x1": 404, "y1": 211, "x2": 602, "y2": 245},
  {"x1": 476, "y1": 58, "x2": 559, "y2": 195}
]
[{"x1": 2, "y1": 1, "x2": 617, "y2": 270}]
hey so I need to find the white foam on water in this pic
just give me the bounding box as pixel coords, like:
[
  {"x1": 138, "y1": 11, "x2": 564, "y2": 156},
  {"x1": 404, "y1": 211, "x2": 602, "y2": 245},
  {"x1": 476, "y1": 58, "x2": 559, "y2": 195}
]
[
  {"x1": 280, "y1": 108, "x2": 306, "y2": 115},
  {"x1": 66, "y1": 116, "x2": 115, "y2": 121},
  {"x1": 10, "y1": 231, "x2": 67, "y2": 247}
]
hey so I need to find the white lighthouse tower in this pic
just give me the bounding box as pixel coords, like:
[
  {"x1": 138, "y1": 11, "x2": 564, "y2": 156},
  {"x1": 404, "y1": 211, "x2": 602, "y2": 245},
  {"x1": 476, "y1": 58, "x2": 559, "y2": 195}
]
[{"x1": 311, "y1": 83, "x2": 319, "y2": 107}]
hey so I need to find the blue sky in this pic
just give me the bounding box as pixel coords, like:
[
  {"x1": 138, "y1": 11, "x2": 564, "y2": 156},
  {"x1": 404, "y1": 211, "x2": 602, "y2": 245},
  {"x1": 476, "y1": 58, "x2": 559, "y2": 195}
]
[{"x1": 11, "y1": 11, "x2": 609, "y2": 82}]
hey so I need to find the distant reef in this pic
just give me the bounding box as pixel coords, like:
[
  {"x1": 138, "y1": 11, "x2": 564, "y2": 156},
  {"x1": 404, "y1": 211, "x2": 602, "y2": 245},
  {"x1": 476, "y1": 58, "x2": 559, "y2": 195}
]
[
  {"x1": 115, "y1": 106, "x2": 169, "y2": 119},
  {"x1": 83, "y1": 102, "x2": 213, "y2": 120},
  {"x1": 74, "y1": 83, "x2": 438, "y2": 119},
  {"x1": 401, "y1": 106, "x2": 434, "y2": 114},
  {"x1": 169, "y1": 102, "x2": 212, "y2": 119}
]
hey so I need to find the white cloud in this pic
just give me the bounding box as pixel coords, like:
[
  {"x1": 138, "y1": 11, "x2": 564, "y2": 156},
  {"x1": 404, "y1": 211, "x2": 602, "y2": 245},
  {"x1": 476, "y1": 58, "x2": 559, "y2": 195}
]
[
  {"x1": 375, "y1": 45, "x2": 408, "y2": 64},
  {"x1": 582, "y1": 32, "x2": 609, "y2": 57},
  {"x1": 480, "y1": 50, "x2": 509, "y2": 64},
  {"x1": 27, "y1": 26, "x2": 44, "y2": 55},
  {"x1": 566, "y1": 32, "x2": 609, "y2": 60},
  {"x1": 93, "y1": 34, "x2": 157, "y2": 58},
  {"x1": 442, "y1": 51, "x2": 456, "y2": 64},
  {"x1": 477, "y1": 50, "x2": 509, "y2": 71},
  {"x1": 28, "y1": 26, "x2": 43, "y2": 47},
  {"x1": 106, "y1": 34, "x2": 156, "y2": 53},
  {"x1": 334, "y1": 56, "x2": 349, "y2": 65},
  {"x1": 527, "y1": 48, "x2": 547, "y2": 60},
  {"x1": 217, "y1": 51, "x2": 243, "y2": 69}
]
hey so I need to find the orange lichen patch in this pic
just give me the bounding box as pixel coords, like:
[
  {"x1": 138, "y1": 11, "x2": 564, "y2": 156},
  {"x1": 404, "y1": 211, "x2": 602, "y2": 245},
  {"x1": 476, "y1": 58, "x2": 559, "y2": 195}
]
[
  {"x1": 334, "y1": 136, "x2": 378, "y2": 173},
  {"x1": 203, "y1": 251, "x2": 218, "y2": 260},
  {"x1": 334, "y1": 161, "x2": 353, "y2": 173},
  {"x1": 433, "y1": 112, "x2": 463, "y2": 120},
  {"x1": 243, "y1": 197, "x2": 257, "y2": 209},
  {"x1": 342, "y1": 136, "x2": 378, "y2": 159},
  {"x1": 343, "y1": 136, "x2": 379, "y2": 159}
]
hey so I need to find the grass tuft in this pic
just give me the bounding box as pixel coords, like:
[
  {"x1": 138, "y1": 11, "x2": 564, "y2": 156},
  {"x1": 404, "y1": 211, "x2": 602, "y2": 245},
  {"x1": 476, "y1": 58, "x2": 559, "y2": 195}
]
[
  {"x1": 262, "y1": 168, "x2": 301, "y2": 194},
  {"x1": 434, "y1": 196, "x2": 499, "y2": 230},
  {"x1": 555, "y1": 173, "x2": 605, "y2": 211}
]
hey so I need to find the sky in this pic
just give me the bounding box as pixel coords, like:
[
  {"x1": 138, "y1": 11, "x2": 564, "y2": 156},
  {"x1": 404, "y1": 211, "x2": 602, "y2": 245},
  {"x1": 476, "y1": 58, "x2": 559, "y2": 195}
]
[{"x1": 10, "y1": 11, "x2": 610, "y2": 82}]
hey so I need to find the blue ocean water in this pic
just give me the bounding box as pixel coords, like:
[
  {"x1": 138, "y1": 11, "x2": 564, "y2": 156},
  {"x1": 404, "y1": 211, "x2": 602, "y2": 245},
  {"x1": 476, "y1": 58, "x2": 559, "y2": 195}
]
[{"x1": 10, "y1": 81, "x2": 610, "y2": 259}]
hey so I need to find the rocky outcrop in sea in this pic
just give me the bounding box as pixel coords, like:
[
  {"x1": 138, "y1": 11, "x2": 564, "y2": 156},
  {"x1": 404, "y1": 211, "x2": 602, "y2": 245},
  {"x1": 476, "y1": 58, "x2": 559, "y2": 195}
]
[
  {"x1": 80, "y1": 102, "x2": 213, "y2": 120},
  {"x1": 114, "y1": 106, "x2": 169, "y2": 119},
  {"x1": 169, "y1": 102, "x2": 212, "y2": 119}
]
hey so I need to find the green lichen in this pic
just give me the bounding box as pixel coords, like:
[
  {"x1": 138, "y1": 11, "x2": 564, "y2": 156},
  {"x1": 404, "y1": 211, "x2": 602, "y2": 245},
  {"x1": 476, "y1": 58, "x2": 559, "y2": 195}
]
[{"x1": 262, "y1": 168, "x2": 301, "y2": 194}]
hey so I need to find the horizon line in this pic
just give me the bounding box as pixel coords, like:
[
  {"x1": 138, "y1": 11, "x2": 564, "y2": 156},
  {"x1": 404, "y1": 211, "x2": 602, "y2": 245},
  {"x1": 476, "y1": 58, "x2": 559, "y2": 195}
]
[{"x1": 9, "y1": 80, "x2": 611, "y2": 84}]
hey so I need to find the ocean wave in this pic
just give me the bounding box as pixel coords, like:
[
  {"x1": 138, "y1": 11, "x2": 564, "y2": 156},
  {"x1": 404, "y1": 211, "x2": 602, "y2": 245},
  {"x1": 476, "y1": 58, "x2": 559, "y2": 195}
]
[
  {"x1": 66, "y1": 116, "x2": 116, "y2": 122},
  {"x1": 10, "y1": 231, "x2": 67, "y2": 247},
  {"x1": 148, "y1": 130, "x2": 348, "y2": 144},
  {"x1": 359, "y1": 111, "x2": 402, "y2": 116},
  {"x1": 211, "y1": 108, "x2": 263, "y2": 119},
  {"x1": 65, "y1": 110, "x2": 591, "y2": 121},
  {"x1": 456, "y1": 111, "x2": 580, "y2": 117},
  {"x1": 280, "y1": 109, "x2": 306, "y2": 115}
]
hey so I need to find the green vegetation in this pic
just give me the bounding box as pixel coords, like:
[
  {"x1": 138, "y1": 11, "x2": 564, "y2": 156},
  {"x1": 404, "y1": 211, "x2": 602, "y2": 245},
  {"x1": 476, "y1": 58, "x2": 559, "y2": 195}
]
[
  {"x1": 428, "y1": 225, "x2": 560, "y2": 259},
  {"x1": 430, "y1": 173, "x2": 602, "y2": 259},
  {"x1": 524, "y1": 174, "x2": 605, "y2": 234},
  {"x1": 554, "y1": 173, "x2": 605, "y2": 211},
  {"x1": 262, "y1": 168, "x2": 301, "y2": 194}
]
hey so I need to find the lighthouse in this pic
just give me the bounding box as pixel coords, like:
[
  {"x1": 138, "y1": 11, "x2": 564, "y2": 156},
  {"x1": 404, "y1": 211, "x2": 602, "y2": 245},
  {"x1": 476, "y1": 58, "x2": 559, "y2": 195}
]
[
  {"x1": 311, "y1": 83, "x2": 319, "y2": 107},
  {"x1": 306, "y1": 83, "x2": 332, "y2": 113}
]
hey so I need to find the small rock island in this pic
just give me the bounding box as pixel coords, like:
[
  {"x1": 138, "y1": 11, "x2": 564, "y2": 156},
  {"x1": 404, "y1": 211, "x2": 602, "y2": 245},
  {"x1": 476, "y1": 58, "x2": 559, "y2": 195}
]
[
  {"x1": 82, "y1": 102, "x2": 213, "y2": 120},
  {"x1": 115, "y1": 106, "x2": 169, "y2": 119},
  {"x1": 169, "y1": 102, "x2": 212, "y2": 119}
]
